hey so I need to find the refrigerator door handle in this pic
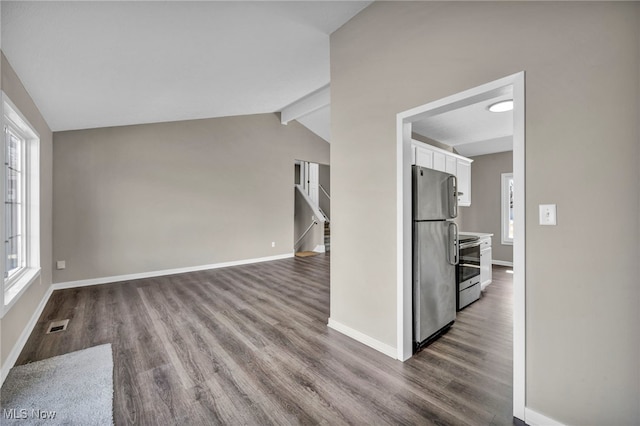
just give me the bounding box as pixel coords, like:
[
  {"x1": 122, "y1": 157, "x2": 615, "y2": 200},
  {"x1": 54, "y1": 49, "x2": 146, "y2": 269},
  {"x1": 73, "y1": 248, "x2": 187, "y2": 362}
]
[
  {"x1": 448, "y1": 222, "x2": 459, "y2": 265},
  {"x1": 447, "y1": 175, "x2": 457, "y2": 218}
]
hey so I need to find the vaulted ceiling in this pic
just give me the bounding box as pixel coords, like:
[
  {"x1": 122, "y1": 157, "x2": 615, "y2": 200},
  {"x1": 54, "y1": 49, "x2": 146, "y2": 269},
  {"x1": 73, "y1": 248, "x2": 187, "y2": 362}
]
[{"x1": 1, "y1": 1, "x2": 370, "y2": 132}]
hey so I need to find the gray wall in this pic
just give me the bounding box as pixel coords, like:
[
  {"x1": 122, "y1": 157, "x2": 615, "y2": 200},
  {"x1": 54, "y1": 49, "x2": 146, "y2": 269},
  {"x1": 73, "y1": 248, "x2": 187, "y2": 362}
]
[
  {"x1": 330, "y1": 2, "x2": 639, "y2": 424},
  {"x1": 0, "y1": 52, "x2": 53, "y2": 368},
  {"x1": 53, "y1": 114, "x2": 329, "y2": 283},
  {"x1": 458, "y1": 151, "x2": 513, "y2": 264},
  {"x1": 319, "y1": 164, "x2": 330, "y2": 219}
]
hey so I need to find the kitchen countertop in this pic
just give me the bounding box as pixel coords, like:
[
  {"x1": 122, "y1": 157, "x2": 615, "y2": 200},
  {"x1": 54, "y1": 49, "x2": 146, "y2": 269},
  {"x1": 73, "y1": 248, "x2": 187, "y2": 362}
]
[{"x1": 459, "y1": 232, "x2": 493, "y2": 238}]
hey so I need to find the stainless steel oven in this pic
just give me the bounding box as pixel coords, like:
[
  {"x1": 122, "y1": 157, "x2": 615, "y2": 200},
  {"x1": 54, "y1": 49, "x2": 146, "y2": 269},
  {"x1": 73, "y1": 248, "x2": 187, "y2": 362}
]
[{"x1": 457, "y1": 235, "x2": 481, "y2": 310}]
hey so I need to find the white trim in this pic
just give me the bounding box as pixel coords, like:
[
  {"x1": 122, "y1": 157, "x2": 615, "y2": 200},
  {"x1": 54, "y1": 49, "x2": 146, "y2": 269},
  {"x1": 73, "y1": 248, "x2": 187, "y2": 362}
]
[
  {"x1": 525, "y1": 407, "x2": 566, "y2": 426},
  {"x1": 280, "y1": 84, "x2": 330, "y2": 125},
  {"x1": 492, "y1": 260, "x2": 514, "y2": 267},
  {"x1": 396, "y1": 72, "x2": 526, "y2": 420},
  {"x1": 512, "y1": 72, "x2": 526, "y2": 421},
  {"x1": 501, "y1": 172, "x2": 514, "y2": 245},
  {"x1": 1, "y1": 284, "x2": 53, "y2": 386},
  {"x1": 53, "y1": 253, "x2": 294, "y2": 290},
  {"x1": 1, "y1": 268, "x2": 41, "y2": 317},
  {"x1": 2, "y1": 93, "x2": 40, "y2": 140},
  {"x1": 1, "y1": 91, "x2": 41, "y2": 319},
  {"x1": 396, "y1": 120, "x2": 413, "y2": 361},
  {"x1": 327, "y1": 318, "x2": 397, "y2": 359}
]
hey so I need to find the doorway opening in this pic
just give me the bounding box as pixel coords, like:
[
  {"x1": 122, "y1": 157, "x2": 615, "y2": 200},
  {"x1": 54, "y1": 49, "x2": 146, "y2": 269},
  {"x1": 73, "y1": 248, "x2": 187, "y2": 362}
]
[
  {"x1": 395, "y1": 72, "x2": 525, "y2": 419},
  {"x1": 293, "y1": 160, "x2": 330, "y2": 255}
]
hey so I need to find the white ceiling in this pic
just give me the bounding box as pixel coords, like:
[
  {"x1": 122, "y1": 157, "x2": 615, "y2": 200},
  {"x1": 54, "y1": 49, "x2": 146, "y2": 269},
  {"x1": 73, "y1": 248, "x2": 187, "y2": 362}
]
[
  {"x1": 1, "y1": 1, "x2": 370, "y2": 132},
  {"x1": 412, "y1": 92, "x2": 514, "y2": 157},
  {"x1": 296, "y1": 104, "x2": 331, "y2": 142}
]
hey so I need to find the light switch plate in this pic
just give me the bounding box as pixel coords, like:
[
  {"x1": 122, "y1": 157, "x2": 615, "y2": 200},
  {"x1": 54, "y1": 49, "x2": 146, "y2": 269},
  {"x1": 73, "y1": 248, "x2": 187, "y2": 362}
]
[
  {"x1": 539, "y1": 204, "x2": 557, "y2": 226},
  {"x1": 56, "y1": 260, "x2": 66, "y2": 270}
]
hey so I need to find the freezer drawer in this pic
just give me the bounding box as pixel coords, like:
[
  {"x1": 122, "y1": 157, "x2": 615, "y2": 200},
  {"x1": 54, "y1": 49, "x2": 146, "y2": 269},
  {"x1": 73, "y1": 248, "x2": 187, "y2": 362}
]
[{"x1": 458, "y1": 280, "x2": 481, "y2": 310}]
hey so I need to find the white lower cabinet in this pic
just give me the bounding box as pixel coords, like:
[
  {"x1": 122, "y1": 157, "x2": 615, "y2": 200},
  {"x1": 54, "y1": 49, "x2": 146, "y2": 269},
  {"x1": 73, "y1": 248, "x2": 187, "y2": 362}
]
[{"x1": 480, "y1": 236, "x2": 492, "y2": 290}]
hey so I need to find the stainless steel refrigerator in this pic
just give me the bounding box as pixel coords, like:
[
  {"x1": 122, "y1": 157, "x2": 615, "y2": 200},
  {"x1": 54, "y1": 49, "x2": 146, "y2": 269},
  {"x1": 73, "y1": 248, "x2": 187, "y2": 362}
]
[{"x1": 412, "y1": 165, "x2": 459, "y2": 351}]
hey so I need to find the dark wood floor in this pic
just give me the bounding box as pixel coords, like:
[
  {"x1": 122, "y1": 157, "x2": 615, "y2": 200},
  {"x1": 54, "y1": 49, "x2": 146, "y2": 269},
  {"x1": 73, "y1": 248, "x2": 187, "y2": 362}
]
[{"x1": 16, "y1": 255, "x2": 513, "y2": 425}]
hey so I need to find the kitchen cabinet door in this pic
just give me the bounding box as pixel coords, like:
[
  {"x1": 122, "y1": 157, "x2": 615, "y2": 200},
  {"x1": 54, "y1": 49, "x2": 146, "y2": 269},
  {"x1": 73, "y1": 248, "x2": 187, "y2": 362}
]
[
  {"x1": 415, "y1": 146, "x2": 434, "y2": 169},
  {"x1": 480, "y1": 237, "x2": 492, "y2": 290},
  {"x1": 445, "y1": 156, "x2": 457, "y2": 174},
  {"x1": 456, "y1": 159, "x2": 471, "y2": 206},
  {"x1": 433, "y1": 151, "x2": 446, "y2": 172}
]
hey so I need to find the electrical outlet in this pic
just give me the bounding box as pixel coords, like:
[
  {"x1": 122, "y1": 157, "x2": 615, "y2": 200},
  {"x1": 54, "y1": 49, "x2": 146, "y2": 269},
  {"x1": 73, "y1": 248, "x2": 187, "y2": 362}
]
[
  {"x1": 539, "y1": 204, "x2": 557, "y2": 226},
  {"x1": 271, "y1": 242, "x2": 276, "y2": 248},
  {"x1": 56, "y1": 260, "x2": 66, "y2": 270}
]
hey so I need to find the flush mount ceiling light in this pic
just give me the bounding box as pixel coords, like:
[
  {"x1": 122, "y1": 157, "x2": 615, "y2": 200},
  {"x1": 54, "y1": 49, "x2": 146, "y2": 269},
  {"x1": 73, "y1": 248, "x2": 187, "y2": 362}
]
[{"x1": 487, "y1": 100, "x2": 514, "y2": 113}]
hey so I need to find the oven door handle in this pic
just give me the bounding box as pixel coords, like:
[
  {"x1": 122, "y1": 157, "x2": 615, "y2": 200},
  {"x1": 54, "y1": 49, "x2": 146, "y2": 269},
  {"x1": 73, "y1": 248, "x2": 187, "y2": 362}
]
[
  {"x1": 448, "y1": 222, "x2": 458, "y2": 265},
  {"x1": 459, "y1": 241, "x2": 481, "y2": 250}
]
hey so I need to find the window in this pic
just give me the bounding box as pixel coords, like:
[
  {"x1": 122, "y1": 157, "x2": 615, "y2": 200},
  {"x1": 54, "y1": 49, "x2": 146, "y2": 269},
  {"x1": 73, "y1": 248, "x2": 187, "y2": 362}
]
[
  {"x1": 501, "y1": 173, "x2": 514, "y2": 245},
  {"x1": 1, "y1": 92, "x2": 40, "y2": 317},
  {"x1": 5, "y1": 126, "x2": 26, "y2": 283}
]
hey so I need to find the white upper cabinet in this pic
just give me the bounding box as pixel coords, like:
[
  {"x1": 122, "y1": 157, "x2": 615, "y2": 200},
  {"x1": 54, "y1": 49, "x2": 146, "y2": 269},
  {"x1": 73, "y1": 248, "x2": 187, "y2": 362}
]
[
  {"x1": 456, "y1": 159, "x2": 471, "y2": 206},
  {"x1": 445, "y1": 156, "x2": 457, "y2": 175},
  {"x1": 433, "y1": 151, "x2": 446, "y2": 172},
  {"x1": 412, "y1": 140, "x2": 473, "y2": 206},
  {"x1": 414, "y1": 146, "x2": 433, "y2": 169}
]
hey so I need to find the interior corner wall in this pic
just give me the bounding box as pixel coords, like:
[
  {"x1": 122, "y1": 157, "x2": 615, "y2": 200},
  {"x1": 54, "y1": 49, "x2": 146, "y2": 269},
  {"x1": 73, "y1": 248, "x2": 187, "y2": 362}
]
[
  {"x1": 330, "y1": 2, "x2": 639, "y2": 424},
  {"x1": 0, "y1": 52, "x2": 54, "y2": 369},
  {"x1": 52, "y1": 114, "x2": 329, "y2": 284},
  {"x1": 458, "y1": 151, "x2": 513, "y2": 264}
]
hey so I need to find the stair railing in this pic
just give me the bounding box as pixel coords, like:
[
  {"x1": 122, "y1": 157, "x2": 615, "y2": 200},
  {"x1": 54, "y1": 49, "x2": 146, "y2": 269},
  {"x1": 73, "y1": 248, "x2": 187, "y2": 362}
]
[
  {"x1": 319, "y1": 184, "x2": 331, "y2": 223},
  {"x1": 295, "y1": 184, "x2": 327, "y2": 252},
  {"x1": 319, "y1": 184, "x2": 331, "y2": 201},
  {"x1": 318, "y1": 207, "x2": 330, "y2": 224},
  {"x1": 294, "y1": 219, "x2": 318, "y2": 250}
]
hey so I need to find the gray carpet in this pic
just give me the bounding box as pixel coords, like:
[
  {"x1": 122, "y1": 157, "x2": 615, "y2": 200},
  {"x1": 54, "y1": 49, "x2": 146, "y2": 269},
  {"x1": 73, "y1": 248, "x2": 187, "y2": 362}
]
[{"x1": 1, "y1": 344, "x2": 113, "y2": 425}]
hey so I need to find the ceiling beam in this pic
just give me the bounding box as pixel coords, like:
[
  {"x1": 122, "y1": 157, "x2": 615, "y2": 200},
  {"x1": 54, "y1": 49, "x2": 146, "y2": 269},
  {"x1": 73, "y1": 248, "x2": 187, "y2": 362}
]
[{"x1": 280, "y1": 84, "x2": 330, "y2": 125}]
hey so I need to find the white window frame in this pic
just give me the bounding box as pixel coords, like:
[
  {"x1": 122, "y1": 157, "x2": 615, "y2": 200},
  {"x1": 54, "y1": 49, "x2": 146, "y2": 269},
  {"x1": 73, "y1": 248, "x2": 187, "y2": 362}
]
[
  {"x1": 1, "y1": 92, "x2": 41, "y2": 318},
  {"x1": 4, "y1": 125, "x2": 27, "y2": 285},
  {"x1": 501, "y1": 172, "x2": 514, "y2": 245}
]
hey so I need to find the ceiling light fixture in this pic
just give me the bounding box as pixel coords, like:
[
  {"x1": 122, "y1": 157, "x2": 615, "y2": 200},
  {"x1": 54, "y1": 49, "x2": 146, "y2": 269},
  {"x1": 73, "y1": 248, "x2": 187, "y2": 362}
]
[{"x1": 488, "y1": 100, "x2": 514, "y2": 113}]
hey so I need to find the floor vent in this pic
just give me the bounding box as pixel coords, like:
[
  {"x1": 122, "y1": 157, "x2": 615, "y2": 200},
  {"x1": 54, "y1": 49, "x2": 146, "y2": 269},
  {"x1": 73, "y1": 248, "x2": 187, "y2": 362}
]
[{"x1": 46, "y1": 319, "x2": 70, "y2": 334}]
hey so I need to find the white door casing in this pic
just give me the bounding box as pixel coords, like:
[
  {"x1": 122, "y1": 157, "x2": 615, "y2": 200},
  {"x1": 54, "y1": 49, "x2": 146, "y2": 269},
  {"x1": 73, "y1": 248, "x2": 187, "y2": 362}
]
[
  {"x1": 396, "y1": 72, "x2": 526, "y2": 421},
  {"x1": 308, "y1": 162, "x2": 319, "y2": 207}
]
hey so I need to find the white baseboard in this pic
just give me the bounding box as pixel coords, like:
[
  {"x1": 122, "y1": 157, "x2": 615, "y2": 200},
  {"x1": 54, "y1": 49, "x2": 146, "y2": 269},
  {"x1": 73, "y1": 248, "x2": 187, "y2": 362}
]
[
  {"x1": 53, "y1": 253, "x2": 295, "y2": 290},
  {"x1": 493, "y1": 260, "x2": 514, "y2": 267},
  {"x1": 1, "y1": 285, "x2": 54, "y2": 386},
  {"x1": 525, "y1": 407, "x2": 566, "y2": 426},
  {"x1": 327, "y1": 318, "x2": 397, "y2": 359}
]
